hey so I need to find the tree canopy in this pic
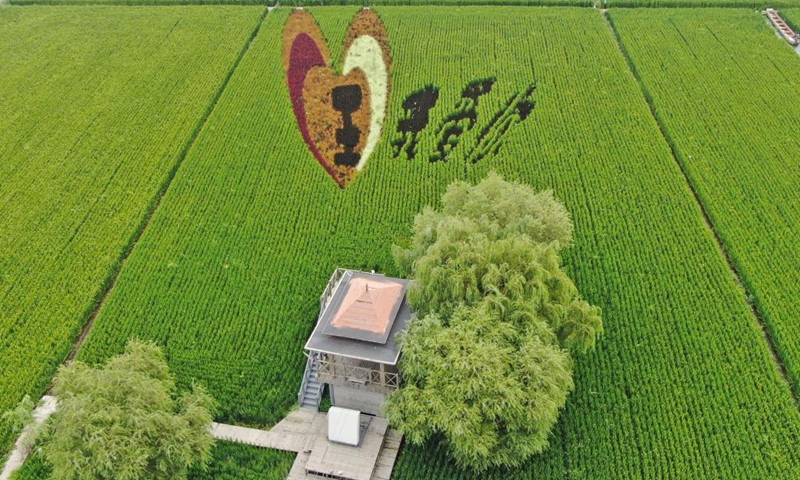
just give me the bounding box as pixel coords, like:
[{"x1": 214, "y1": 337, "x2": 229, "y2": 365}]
[
  {"x1": 385, "y1": 173, "x2": 602, "y2": 471},
  {"x1": 45, "y1": 340, "x2": 216, "y2": 480}
]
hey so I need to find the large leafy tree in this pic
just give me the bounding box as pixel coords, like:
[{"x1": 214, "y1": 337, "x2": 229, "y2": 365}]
[
  {"x1": 385, "y1": 173, "x2": 602, "y2": 471},
  {"x1": 45, "y1": 340, "x2": 216, "y2": 480}
]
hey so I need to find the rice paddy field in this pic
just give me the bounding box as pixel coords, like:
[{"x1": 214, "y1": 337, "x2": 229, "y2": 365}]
[
  {"x1": 0, "y1": 4, "x2": 264, "y2": 453},
  {"x1": 609, "y1": 6, "x2": 800, "y2": 399},
  {"x1": 11, "y1": 0, "x2": 800, "y2": 10},
  {"x1": 1, "y1": 3, "x2": 799, "y2": 480}
]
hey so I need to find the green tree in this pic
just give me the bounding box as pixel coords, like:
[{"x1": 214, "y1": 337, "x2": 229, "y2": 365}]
[
  {"x1": 385, "y1": 173, "x2": 602, "y2": 471},
  {"x1": 45, "y1": 340, "x2": 216, "y2": 480}
]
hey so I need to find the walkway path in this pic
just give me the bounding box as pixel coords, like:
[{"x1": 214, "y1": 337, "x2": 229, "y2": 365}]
[
  {"x1": 0, "y1": 396, "x2": 57, "y2": 480},
  {"x1": 3, "y1": 402, "x2": 402, "y2": 480},
  {"x1": 212, "y1": 409, "x2": 403, "y2": 480},
  {"x1": 360, "y1": 429, "x2": 402, "y2": 480},
  {"x1": 210, "y1": 408, "x2": 324, "y2": 453}
]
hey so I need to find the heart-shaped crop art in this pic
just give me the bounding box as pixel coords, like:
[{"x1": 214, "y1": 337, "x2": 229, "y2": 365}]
[{"x1": 283, "y1": 9, "x2": 392, "y2": 188}]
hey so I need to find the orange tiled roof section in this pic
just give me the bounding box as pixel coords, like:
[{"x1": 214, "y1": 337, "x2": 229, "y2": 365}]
[{"x1": 331, "y1": 277, "x2": 404, "y2": 335}]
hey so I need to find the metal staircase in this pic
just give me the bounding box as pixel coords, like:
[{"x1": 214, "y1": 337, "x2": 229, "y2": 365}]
[
  {"x1": 297, "y1": 269, "x2": 348, "y2": 411},
  {"x1": 298, "y1": 352, "x2": 323, "y2": 410}
]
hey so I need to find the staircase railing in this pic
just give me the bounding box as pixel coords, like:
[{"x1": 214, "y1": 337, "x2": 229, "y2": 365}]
[
  {"x1": 319, "y1": 268, "x2": 346, "y2": 315},
  {"x1": 297, "y1": 352, "x2": 319, "y2": 406}
]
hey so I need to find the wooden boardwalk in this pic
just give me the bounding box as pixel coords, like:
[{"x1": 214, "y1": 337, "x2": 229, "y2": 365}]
[
  {"x1": 372, "y1": 429, "x2": 402, "y2": 480},
  {"x1": 213, "y1": 408, "x2": 403, "y2": 480},
  {"x1": 3, "y1": 400, "x2": 402, "y2": 480},
  {"x1": 210, "y1": 422, "x2": 305, "y2": 452},
  {"x1": 210, "y1": 408, "x2": 324, "y2": 453},
  {"x1": 305, "y1": 416, "x2": 388, "y2": 480},
  {"x1": 286, "y1": 451, "x2": 312, "y2": 480}
]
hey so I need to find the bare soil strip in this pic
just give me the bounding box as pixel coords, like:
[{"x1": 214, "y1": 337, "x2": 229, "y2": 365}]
[{"x1": 0, "y1": 396, "x2": 57, "y2": 480}]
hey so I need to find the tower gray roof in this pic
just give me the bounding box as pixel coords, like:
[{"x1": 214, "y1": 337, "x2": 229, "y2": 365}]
[{"x1": 305, "y1": 270, "x2": 413, "y2": 365}]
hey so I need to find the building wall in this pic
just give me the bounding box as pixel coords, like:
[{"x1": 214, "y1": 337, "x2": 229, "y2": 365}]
[{"x1": 330, "y1": 384, "x2": 387, "y2": 416}]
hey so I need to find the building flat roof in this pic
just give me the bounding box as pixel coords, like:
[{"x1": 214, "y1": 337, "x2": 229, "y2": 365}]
[{"x1": 305, "y1": 270, "x2": 412, "y2": 365}]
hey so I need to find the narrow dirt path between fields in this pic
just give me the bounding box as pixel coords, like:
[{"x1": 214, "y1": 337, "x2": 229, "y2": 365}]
[
  {"x1": 602, "y1": 9, "x2": 800, "y2": 408},
  {"x1": 0, "y1": 397, "x2": 56, "y2": 480},
  {"x1": 64, "y1": 6, "x2": 272, "y2": 364}
]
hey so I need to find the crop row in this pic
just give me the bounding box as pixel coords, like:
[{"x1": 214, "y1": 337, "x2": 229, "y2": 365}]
[
  {"x1": 610, "y1": 7, "x2": 800, "y2": 399},
  {"x1": 12, "y1": 0, "x2": 800, "y2": 9},
  {"x1": 405, "y1": 7, "x2": 800, "y2": 478},
  {"x1": 78, "y1": 5, "x2": 470, "y2": 429},
  {"x1": 0, "y1": 6, "x2": 263, "y2": 457},
  {"x1": 9, "y1": 0, "x2": 595, "y2": 7},
  {"x1": 78, "y1": 7, "x2": 800, "y2": 479},
  {"x1": 605, "y1": 0, "x2": 799, "y2": 8}
]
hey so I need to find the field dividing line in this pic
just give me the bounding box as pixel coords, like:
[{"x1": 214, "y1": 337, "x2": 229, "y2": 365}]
[
  {"x1": 64, "y1": 5, "x2": 272, "y2": 363},
  {"x1": 602, "y1": 9, "x2": 800, "y2": 408},
  {"x1": 0, "y1": 396, "x2": 57, "y2": 480}
]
